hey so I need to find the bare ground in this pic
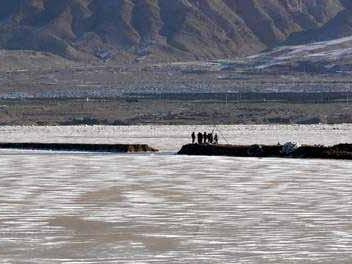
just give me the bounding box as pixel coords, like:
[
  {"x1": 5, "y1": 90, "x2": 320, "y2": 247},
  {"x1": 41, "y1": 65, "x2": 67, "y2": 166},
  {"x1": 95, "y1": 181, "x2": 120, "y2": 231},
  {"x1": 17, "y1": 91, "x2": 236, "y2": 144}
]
[{"x1": 2, "y1": 98, "x2": 352, "y2": 126}]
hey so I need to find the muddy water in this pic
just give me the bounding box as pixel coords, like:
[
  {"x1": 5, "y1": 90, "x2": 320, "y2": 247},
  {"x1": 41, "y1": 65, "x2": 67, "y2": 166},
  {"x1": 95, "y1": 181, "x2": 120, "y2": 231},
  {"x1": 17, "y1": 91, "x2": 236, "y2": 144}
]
[{"x1": 0, "y1": 125, "x2": 352, "y2": 263}]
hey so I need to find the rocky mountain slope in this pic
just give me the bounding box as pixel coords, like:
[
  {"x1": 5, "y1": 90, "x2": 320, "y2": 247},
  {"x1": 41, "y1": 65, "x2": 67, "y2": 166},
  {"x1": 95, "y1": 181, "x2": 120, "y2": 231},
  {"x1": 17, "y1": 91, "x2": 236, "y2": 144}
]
[
  {"x1": 226, "y1": 35, "x2": 352, "y2": 73},
  {"x1": 0, "y1": 0, "x2": 347, "y2": 63},
  {"x1": 286, "y1": 1, "x2": 352, "y2": 45},
  {"x1": 3, "y1": 35, "x2": 352, "y2": 99}
]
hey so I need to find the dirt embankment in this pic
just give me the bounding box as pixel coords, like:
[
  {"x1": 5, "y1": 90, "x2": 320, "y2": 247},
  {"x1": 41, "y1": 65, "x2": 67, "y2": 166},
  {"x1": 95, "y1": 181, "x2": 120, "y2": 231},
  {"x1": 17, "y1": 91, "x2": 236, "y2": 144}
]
[
  {"x1": 0, "y1": 143, "x2": 158, "y2": 153},
  {"x1": 178, "y1": 143, "x2": 352, "y2": 160}
]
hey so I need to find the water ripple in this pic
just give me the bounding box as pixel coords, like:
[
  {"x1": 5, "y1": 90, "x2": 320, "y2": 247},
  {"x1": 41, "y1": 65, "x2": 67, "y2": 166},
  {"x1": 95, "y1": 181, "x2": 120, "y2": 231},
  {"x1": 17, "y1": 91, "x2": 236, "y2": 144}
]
[{"x1": 0, "y1": 152, "x2": 352, "y2": 263}]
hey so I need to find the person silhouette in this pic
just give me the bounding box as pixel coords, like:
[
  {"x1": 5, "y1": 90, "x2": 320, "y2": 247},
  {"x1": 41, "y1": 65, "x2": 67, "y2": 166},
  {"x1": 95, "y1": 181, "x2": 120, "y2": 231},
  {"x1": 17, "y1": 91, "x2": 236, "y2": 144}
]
[
  {"x1": 214, "y1": 133, "x2": 218, "y2": 144},
  {"x1": 197, "y1": 132, "x2": 203, "y2": 144},
  {"x1": 191, "y1": 132, "x2": 196, "y2": 144},
  {"x1": 208, "y1": 133, "x2": 213, "y2": 144}
]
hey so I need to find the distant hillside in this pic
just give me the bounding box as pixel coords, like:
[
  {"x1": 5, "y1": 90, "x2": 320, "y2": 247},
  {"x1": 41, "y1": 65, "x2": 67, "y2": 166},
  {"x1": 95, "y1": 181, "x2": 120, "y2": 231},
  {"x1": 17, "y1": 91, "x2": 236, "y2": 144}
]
[
  {"x1": 0, "y1": 50, "x2": 76, "y2": 71},
  {"x1": 286, "y1": 3, "x2": 352, "y2": 44},
  {"x1": 0, "y1": 0, "x2": 347, "y2": 63}
]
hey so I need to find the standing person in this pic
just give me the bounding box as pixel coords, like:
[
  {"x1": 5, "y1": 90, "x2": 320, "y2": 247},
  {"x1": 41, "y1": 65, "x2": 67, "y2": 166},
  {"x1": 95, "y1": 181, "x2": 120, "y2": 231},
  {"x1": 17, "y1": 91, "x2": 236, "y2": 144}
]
[
  {"x1": 209, "y1": 133, "x2": 213, "y2": 144},
  {"x1": 197, "y1": 132, "x2": 203, "y2": 144},
  {"x1": 191, "y1": 132, "x2": 196, "y2": 144},
  {"x1": 214, "y1": 133, "x2": 218, "y2": 144},
  {"x1": 203, "y1": 132, "x2": 207, "y2": 144}
]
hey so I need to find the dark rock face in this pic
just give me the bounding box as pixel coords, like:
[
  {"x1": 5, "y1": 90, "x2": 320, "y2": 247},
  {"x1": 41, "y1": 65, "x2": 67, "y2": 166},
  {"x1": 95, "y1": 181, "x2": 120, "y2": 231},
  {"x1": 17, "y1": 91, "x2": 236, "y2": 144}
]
[
  {"x1": 178, "y1": 143, "x2": 352, "y2": 160},
  {"x1": 0, "y1": 142, "x2": 158, "y2": 153},
  {"x1": 0, "y1": 0, "x2": 346, "y2": 62}
]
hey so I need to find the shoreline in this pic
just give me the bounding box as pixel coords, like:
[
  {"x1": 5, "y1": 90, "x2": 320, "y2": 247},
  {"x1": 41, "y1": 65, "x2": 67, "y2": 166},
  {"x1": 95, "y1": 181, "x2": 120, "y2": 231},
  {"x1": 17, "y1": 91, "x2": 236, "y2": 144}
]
[
  {"x1": 0, "y1": 142, "x2": 158, "y2": 153},
  {"x1": 178, "y1": 143, "x2": 352, "y2": 160},
  {"x1": 0, "y1": 98, "x2": 352, "y2": 126}
]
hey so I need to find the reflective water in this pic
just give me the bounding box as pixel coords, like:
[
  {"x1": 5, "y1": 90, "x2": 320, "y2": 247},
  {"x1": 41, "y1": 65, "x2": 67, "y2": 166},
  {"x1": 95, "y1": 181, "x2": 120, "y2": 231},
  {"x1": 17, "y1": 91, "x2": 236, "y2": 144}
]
[{"x1": 0, "y1": 125, "x2": 352, "y2": 263}]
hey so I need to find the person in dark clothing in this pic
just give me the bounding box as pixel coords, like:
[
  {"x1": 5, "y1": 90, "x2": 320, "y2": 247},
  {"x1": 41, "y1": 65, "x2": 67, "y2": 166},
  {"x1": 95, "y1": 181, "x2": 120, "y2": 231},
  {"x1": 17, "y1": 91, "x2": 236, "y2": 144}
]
[
  {"x1": 208, "y1": 133, "x2": 213, "y2": 144},
  {"x1": 197, "y1": 132, "x2": 203, "y2": 144},
  {"x1": 191, "y1": 132, "x2": 196, "y2": 144},
  {"x1": 214, "y1": 133, "x2": 218, "y2": 144},
  {"x1": 203, "y1": 132, "x2": 207, "y2": 144}
]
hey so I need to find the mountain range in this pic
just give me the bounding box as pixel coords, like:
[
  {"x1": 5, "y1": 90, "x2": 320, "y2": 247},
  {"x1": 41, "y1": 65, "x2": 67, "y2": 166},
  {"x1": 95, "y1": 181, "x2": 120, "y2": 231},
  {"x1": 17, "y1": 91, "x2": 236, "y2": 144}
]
[{"x1": 0, "y1": 0, "x2": 351, "y2": 63}]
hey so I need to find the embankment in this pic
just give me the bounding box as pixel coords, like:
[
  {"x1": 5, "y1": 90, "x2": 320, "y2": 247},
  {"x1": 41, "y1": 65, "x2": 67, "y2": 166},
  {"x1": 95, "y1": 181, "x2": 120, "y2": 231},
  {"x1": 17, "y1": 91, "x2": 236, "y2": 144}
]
[
  {"x1": 178, "y1": 144, "x2": 352, "y2": 160},
  {"x1": 0, "y1": 143, "x2": 158, "y2": 153}
]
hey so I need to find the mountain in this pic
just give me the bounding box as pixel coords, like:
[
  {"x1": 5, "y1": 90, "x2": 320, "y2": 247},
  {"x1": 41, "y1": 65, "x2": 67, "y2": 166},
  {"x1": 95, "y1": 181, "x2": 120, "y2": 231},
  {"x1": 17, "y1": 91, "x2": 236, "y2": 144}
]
[
  {"x1": 0, "y1": 0, "x2": 347, "y2": 63},
  {"x1": 218, "y1": 35, "x2": 352, "y2": 74},
  {"x1": 286, "y1": 0, "x2": 352, "y2": 44}
]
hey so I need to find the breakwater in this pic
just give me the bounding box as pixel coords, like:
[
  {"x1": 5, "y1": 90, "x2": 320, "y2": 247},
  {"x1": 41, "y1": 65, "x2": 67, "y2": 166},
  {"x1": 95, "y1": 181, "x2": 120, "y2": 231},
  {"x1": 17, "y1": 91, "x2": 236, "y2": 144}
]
[
  {"x1": 0, "y1": 143, "x2": 158, "y2": 153},
  {"x1": 178, "y1": 143, "x2": 352, "y2": 160}
]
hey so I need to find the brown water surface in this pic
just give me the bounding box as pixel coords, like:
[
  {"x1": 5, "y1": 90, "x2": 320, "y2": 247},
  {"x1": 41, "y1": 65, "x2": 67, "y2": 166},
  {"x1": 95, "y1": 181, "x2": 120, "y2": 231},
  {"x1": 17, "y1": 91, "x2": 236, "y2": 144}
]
[{"x1": 0, "y1": 125, "x2": 352, "y2": 263}]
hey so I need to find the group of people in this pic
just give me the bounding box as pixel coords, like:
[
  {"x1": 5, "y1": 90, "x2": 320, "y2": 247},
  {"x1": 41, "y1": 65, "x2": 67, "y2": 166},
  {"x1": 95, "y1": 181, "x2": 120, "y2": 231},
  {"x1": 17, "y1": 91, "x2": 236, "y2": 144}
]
[{"x1": 191, "y1": 131, "x2": 218, "y2": 145}]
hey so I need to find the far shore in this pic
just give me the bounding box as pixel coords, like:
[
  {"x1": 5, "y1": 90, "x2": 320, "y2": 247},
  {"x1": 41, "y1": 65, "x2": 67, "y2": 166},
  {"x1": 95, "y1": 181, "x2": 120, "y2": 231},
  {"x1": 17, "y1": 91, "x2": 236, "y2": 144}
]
[{"x1": 1, "y1": 96, "x2": 352, "y2": 126}]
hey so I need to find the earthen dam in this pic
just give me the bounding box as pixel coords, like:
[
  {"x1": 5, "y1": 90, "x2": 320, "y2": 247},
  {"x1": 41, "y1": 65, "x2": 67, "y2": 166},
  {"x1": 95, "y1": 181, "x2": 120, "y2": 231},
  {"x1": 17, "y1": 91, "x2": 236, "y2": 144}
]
[
  {"x1": 0, "y1": 143, "x2": 158, "y2": 153},
  {"x1": 178, "y1": 143, "x2": 352, "y2": 160}
]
